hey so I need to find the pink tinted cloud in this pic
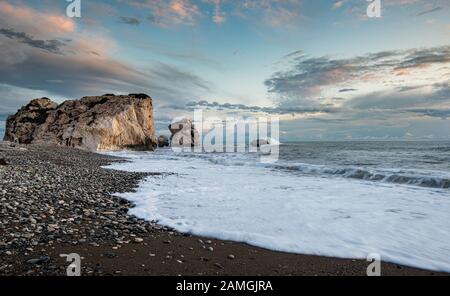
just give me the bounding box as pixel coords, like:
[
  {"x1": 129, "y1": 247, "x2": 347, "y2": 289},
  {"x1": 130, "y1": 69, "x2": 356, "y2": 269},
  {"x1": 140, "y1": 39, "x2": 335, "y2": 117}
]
[
  {"x1": 126, "y1": 0, "x2": 201, "y2": 27},
  {"x1": 0, "y1": 1, "x2": 76, "y2": 37}
]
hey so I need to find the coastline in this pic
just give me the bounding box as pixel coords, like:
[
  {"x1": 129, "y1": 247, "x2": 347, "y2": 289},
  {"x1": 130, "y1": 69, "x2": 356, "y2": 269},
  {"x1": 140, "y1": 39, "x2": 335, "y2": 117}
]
[{"x1": 0, "y1": 143, "x2": 447, "y2": 276}]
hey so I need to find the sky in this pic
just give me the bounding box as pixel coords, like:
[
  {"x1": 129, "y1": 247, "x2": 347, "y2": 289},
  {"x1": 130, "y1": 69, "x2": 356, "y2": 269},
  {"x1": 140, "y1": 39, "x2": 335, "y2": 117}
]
[{"x1": 0, "y1": 0, "x2": 449, "y2": 140}]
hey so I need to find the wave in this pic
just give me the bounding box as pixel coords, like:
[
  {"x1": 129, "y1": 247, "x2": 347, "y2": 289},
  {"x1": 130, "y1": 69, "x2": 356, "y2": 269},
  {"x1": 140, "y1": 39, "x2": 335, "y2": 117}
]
[
  {"x1": 271, "y1": 163, "x2": 450, "y2": 189},
  {"x1": 119, "y1": 150, "x2": 450, "y2": 189}
]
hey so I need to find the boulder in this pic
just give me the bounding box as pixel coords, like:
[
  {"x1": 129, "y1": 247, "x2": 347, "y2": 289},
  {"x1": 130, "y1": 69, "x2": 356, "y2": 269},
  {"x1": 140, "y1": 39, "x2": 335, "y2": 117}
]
[
  {"x1": 157, "y1": 135, "x2": 170, "y2": 148},
  {"x1": 4, "y1": 94, "x2": 157, "y2": 152},
  {"x1": 169, "y1": 118, "x2": 200, "y2": 148},
  {"x1": 251, "y1": 139, "x2": 270, "y2": 147}
]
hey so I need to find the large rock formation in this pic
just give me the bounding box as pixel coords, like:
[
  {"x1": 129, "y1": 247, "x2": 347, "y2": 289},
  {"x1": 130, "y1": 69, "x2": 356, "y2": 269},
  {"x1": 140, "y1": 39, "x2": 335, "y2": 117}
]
[
  {"x1": 4, "y1": 94, "x2": 157, "y2": 151},
  {"x1": 169, "y1": 118, "x2": 200, "y2": 148}
]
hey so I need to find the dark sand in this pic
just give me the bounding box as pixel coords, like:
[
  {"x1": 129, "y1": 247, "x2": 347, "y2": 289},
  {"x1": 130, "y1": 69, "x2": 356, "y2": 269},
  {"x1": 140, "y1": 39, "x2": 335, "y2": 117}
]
[{"x1": 0, "y1": 143, "x2": 447, "y2": 276}]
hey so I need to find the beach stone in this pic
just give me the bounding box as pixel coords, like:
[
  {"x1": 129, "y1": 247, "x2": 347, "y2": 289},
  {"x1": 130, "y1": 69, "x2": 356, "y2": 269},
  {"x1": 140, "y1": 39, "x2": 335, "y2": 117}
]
[
  {"x1": 0, "y1": 159, "x2": 7, "y2": 166},
  {"x1": 26, "y1": 256, "x2": 50, "y2": 265},
  {"x1": 134, "y1": 237, "x2": 144, "y2": 243},
  {"x1": 104, "y1": 252, "x2": 116, "y2": 259}
]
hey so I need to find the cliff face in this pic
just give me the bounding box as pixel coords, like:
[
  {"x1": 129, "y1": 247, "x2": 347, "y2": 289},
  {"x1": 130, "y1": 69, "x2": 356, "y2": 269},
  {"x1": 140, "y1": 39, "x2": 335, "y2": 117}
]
[{"x1": 4, "y1": 94, "x2": 157, "y2": 151}]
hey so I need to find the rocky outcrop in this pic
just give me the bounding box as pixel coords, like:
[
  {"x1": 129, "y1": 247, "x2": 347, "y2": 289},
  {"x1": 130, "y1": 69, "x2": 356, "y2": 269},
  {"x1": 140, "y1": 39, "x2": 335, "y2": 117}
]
[
  {"x1": 169, "y1": 118, "x2": 200, "y2": 148},
  {"x1": 251, "y1": 139, "x2": 270, "y2": 148},
  {"x1": 4, "y1": 98, "x2": 58, "y2": 144},
  {"x1": 157, "y1": 135, "x2": 170, "y2": 148},
  {"x1": 4, "y1": 94, "x2": 157, "y2": 151}
]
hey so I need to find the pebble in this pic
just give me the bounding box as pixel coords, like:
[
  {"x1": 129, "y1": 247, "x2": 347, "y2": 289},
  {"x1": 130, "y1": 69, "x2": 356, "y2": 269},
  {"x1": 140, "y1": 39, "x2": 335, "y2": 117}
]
[
  {"x1": 227, "y1": 254, "x2": 235, "y2": 260},
  {"x1": 104, "y1": 252, "x2": 116, "y2": 259},
  {"x1": 207, "y1": 247, "x2": 214, "y2": 252},
  {"x1": 26, "y1": 256, "x2": 50, "y2": 265},
  {"x1": 134, "y1": 238, "x2": 144, "y2": 243}
]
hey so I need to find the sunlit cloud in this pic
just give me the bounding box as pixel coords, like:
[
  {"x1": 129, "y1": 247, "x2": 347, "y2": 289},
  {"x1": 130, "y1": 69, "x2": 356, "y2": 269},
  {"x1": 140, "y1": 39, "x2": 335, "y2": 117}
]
[{"x1": 125, "y1": 0, "x2": 202, "y2": 27}]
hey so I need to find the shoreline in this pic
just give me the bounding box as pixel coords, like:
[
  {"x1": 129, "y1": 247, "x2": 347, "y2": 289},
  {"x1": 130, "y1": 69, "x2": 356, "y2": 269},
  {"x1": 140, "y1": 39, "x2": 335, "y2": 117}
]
[{"x1": 0, "y1": 143, "x2": 447, "y2": 276}]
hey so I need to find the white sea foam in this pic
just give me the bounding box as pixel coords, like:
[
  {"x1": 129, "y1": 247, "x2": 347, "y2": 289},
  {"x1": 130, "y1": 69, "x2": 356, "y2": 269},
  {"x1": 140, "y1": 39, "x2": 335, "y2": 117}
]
[{"x1": 105, "y1": 149, "x2": 450, "y2": 272}]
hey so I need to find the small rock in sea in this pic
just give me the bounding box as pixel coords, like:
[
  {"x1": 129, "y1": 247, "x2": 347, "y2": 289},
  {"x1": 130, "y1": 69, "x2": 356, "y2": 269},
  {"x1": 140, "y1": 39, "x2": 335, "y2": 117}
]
[
  {"x1": 205, "y1": 240, "x2": 212, "y2": 244},
  {"x1": 134, "y1": 237, "x2": 144, "y2": 243},
  {"x1": 227, "y1": 254, "x2": 235, "y2": 260},
  {"x1": 207, "y1": 246, "x2": 214, "y2": 252}
]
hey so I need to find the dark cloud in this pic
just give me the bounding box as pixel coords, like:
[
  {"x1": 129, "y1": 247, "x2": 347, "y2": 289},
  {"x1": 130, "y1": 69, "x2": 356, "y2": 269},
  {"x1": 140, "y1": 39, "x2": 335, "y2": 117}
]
[
  {"x1": 0, "y1": 48, "x2": 212, "y2": 113},
  {"x1": 408, "y1": 109, "x2": 450, "y2": 120},
  {"x1": 185, "y1": 100, "x2": 336, "y2": 115},
  {"x1": 396, "y1": 46, "x2": 450, "y2": 70},
  {"x1": 339, "y1": 88, "x2": 357, "y2": 93},
  {"x1": 0, "y1": 28, "x2": 68, "y2": 54},
  {"x1": 119, "y1": 16, "x2": 141, "y2": 25}
]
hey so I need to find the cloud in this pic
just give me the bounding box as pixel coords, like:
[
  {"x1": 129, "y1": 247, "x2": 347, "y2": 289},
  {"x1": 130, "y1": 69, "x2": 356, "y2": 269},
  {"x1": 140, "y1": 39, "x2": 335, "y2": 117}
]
[
  {"x1": 234, "y1": 0, "x2": 303, "y2": 27},
  {"x1": 0, "y1": 1, "x2": 213, "y2": 113},
  {"x1": 0, "y1": 28, "x2": 69, "y2": 55},
  {"x1": 262, "y1": 46, "x2": 450, "y2": 140},
  {"x1": 333, "y1": 0, "x2": 349, "y2": 9},
  {"x1": 119, "y1": 16, "x2": 141, "y2": 25},
  {"x1": 0, "y1": 1, "x2": 76, "y2": 36},
  {"x1": 126, "y1": 0, "x2": 201, "y2": 27},
  {"x1": 339, "y1": 88, "x2": 357, "y2": 93},
  {"x1": 344, "y1": 84, "x2": 450, "y2": 111},
  {"x1": 265, "y1": 46, "x2": 450, "y2": 100},
  {"x1": 185, "y1": 100, "x2": 336, "y2": 115},
  {"x1": 0, "y1": 45, "x2": 212, "y2": 107},
  {"x1": 408, "y1": 108, "x2": 450, "y2": 119},
  {"x1": 416, "y1": 7, "x2": 442, "y2": 16}
]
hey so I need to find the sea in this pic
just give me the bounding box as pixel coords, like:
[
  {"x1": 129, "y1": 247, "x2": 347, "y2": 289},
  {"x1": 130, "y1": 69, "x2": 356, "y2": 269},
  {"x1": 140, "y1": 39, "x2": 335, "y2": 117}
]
[{"x1": 101, "y1": 141, "x2": 450, "y2": 272}]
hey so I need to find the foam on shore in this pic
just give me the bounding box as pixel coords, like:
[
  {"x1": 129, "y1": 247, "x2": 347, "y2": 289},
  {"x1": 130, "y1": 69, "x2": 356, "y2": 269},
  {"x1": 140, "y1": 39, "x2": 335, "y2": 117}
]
[{"x1": 106, "y1": 149, "x2": 450, "y2": 272}]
